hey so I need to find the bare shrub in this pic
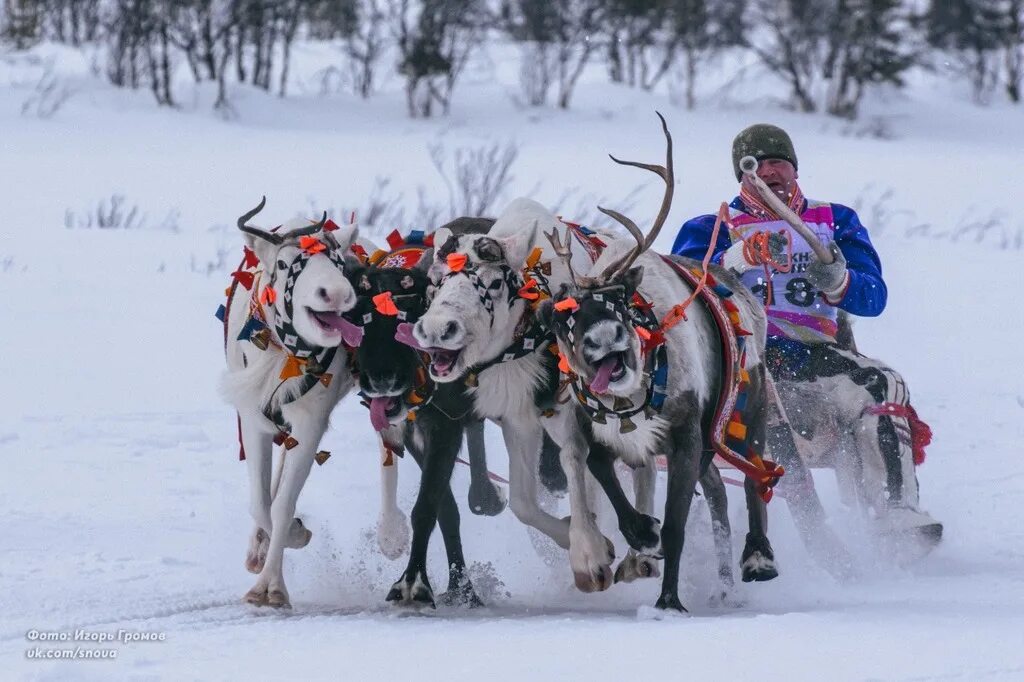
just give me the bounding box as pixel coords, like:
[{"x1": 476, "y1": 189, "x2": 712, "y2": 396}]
[
  {"x1": 63, "y1": 195, "x2": 180, "y2": 230},
  {"x1": 20, "y1": 59, "x2": 72, "y2": 118},
  {"x1": 428, "y1": 139, "x2": 519, "y2": 217}
]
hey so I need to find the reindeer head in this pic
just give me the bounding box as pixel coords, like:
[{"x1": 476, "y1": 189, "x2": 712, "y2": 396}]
[
  {"x1": 413, "y1": 227, "x2": 534, "y2": 382},
  {"x1": 538, "y1": 113, "x2": 674, "y2": 399},
  {"x1": 237, "y1": 197, "x2": 361, "y2": 350},
  {"x1": 344, "y1": 251, "x2": 432, "y2": 429}
]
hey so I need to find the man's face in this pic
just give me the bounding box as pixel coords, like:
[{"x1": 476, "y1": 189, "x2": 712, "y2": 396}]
[{"x1": 741, "y1": 157, "x2": 798, "y2": 200}]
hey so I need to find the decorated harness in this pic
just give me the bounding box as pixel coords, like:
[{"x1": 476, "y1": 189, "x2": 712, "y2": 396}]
[{"x1": 217, "y1": 220, "x2": 351, "y2": 459}]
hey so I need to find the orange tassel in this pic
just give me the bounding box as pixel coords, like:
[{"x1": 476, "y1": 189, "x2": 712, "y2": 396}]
[
  {"x1": 280, "y1": 355, "x2": 305, "y2": 380},
  {"x1": 636, "y1": 327, "x2": 652, "y2": 341},
  {"x1": 556, "y1": 347, "x2": 572, "y2": 374},
  {"x1": 554, "y1": 297, "x2": 579, "y2": 312},
  {"x1": 373, "y1": 291, "x2": 399, "y2": 316},
  {"x1": 446, "y1": 253, "x2": 468, "y2": 272},
  {"x1": 260, "y1": 286, "x2": 277, "y2": 305},
  {"x1": 299, "y1": 236, "x2": 326, "y2": 255},
  {"x1": 518, "y1": 278, "x2": 540, "y2": 300}
]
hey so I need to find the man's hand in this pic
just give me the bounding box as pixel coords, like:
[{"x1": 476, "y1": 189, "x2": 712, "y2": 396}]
[
  {"x1": 721, "y1": 231, "x2": 789, "y2": 274},
  {"x1": 806, "y1": 242, "x2": 848, "y2": 298}
]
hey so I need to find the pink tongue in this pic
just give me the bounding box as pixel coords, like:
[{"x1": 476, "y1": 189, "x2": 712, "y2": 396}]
[
  {"x1": 589, "y1": 357, "x2": 618, "y2": 394},
  {"x1": 317, "y1": 311, "x2": 364, "y2": 346},
  {"x1": 369, "y1": 397, "x2": 393, "y2": 432},
  {"x1": 394, "y1": 322, "x2": 424, "y2": 349}
]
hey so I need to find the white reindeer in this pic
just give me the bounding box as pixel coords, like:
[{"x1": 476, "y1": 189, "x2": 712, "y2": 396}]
[{"x1": 219, "y1": 198, "x2": 361, "y2": 608}]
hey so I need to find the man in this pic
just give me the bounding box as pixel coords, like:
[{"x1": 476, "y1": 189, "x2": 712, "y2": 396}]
[{"x1": 673, "y1": 123, "x2": 941, "y2": 554}]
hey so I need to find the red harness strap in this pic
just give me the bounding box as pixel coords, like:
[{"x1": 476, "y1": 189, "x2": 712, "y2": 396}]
[{"x1": 863, "y1": 402, "x2": 932, "y2": 465}]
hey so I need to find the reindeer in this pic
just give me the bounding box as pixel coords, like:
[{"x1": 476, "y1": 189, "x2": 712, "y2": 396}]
[
  {"x1": 219, "y1": 198, "x2": 362, "y2": 609},
  {"x1": 409, "y1": 192, "x2": 741, "y2": 598},
  {"x1": 339, "y1": 227, "x2": 496, "y2": 606},
  {"x1": 536, "y1": 115, "x2": 780, "y2": 611}
]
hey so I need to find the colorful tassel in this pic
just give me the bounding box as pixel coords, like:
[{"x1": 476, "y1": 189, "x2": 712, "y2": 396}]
[
  {"x1": 554, "y1": 297, "x2": 579, "y2": 312},
  {"x1": 446, "y1": 252, "x2": 468, "y2": 272},
  {"x1": 260, "y1": 286, "x2": 277, "y2": 305},
  {"x1": 373, "y1": 291, "x2": 399, "y2": 316},
  {"x1": 299, "y1": 236, "x2": 326, "y2": 255},
  {"x1": 280, "y1": 354, "x2": 306, "y2": 380}
]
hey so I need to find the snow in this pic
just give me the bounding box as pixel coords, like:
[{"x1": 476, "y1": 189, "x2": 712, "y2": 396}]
[{"x1": 2, "y1": 41, "x2": 1023, "y2": 681}]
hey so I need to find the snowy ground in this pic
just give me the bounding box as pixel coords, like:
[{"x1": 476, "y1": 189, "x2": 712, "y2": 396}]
[{"x1": 2, "y1": 43, "x2": 1023, "y2": 681}]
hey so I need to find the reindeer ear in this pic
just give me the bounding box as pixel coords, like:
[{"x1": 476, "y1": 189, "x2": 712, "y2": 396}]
[
  {"x1": 243, "y1": 232, "x2": 280, "y2": 272},
  {"x1": 331, "y1": 222, "x2": 360, "y2": 250},
  {"x1": 496, "y1": 231, "x2": 532, "y2": 268},
  {"x1": 622, "y1": 266, "x2": 644, "y2": 298},
  {"x1": 433, "y1": 227, "x2": 454, "y2": 255}
]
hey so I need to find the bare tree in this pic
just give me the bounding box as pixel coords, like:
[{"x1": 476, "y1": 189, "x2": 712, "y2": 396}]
[
  {"x1": 389, "y1": 0, "x2": 487, "y2": 118},
  {"x1": 503, "y1": 0, "x2": 605, "y2": 109}
]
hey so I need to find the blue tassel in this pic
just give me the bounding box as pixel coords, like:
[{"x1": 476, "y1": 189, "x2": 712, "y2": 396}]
[
  {"x1": 712, "y1": 283, "x2": 734, "y2": 298},
  {"x1": 215, "y1": 304, "x2": 226, "y2": 322},
  {"x1": 237, "y1": 316, "x2": 266, "y2": 342},
  {"x1": 734, "y1": 391, "x2": 748, "y2": 412},
  {"x1": 407, "y1": 229, "x2": 425, "y2": 245}
]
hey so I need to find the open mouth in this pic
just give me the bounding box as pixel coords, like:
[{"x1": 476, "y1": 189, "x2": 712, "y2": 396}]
[
  {"x1": 427, "y1": 347, "x2": 463, "y2": 378},
  {"x1": 367, "y1": 395, "x2": 405, "y2": 431},
  {"x1": 589, "y1": 352, "x2": 628, "y2": 394},
  {"x1": 307, "y1": 308, "x2": 363, "y2": 346}
]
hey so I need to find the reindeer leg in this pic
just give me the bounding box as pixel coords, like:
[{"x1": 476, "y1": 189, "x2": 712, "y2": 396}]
[
  {"x1": 240, "y1": 414, "x2": 273, "y2": 577},
  {"x1": 615, "y1": 462, "x2": 662, "y2": 584},
  {"x1": 699, "y1": 463, "x2": 734, "y2": 590},
  {"x1": 407, "y1": 420, "x2": 483, "y2": 608},
  {"x1": 503, "y1": 418, "x2": 572, "y2": 549},
  {"x1": 466, "y1": 418, "x2": 506, "y2": 516},
  {"x1": 538, "y1": 430, "x2": 568, "y2": 494},
  {"x1": 245, "y1": 415, "x2": 324, "y2": 609},
  {"x1": 656, "y1": 415, "x2": 703, "y2": 612},
  {"x1": 741, "y1": 365, "x2": 778, "y2": 583},
  {"x1": 585, "y1": 443, "x2": 661, "y2": 555},
  {"x1": 386, "y1": 412, "x2": 460, "y2": 608},
  {"x1": 376, "y1": 436, "x2": 410, "y2": 561}
]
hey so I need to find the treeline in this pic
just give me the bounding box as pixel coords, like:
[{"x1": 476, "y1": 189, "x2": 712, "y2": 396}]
[{"x1": 2, "y1": 0, "x2": 1022, "y2": 118}]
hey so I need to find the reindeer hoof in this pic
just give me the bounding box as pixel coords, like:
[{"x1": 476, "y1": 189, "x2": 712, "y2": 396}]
[
  {"x1": 245, "y1": 528, "x2": 268, "y2": 574},
  {"x1": 654, "y1": 592, "x2": 688, "y2": 613},
  {"x1": 468, "y1": 481, "x2": 507, "y2": 517},
  {"x1": 377, "y1": 511, "x2": 411, "y2": 560},
  {"x1": 614, "y1": 552, "x2": 661, "y2": 584},
  {"x1": 266, "y1": 589, "x2": 291, "y2": 609},
  {"x1": 620, "y1": 513, "x2": 662, "y2": 553},
  {"x1": 243, "y1": 586, "x2": 269, "y2": 606},
  {"x1": 286, "y1": 518, "x2": 312, "y2": 549},
  {"x1": 741, "y1": 532, "x2": 779, "y2": 582},
  {"x1": 441, "y1": 581, "x2": 485, "y2": 608},
  {"x1": 573, "y1": 564, "x2": 613, "y2": 593},
  {"x1": 386, "y1": 570, "x2": 436, "y2": 608}
]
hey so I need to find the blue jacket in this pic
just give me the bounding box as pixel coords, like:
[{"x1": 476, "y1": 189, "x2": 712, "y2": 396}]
[{"x1": 671, "y1": 196, "x2": 887, "y2": 318}]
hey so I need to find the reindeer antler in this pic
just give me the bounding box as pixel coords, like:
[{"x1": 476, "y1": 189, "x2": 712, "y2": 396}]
[
  {"x1": 236, "y1": 197, "x2": 329, "y2": 246},
  {"x1": 237, "y1": 196, "x2": 285, "y2": 245},
  {"x1": 596, "y1": 112, "x2": 675, "y2": 282},
  {"x1": 544, "y1": 223, "x2": 580, "y2": 287},
  {"x1": 283, "y1": 211, "x2": 328, "y2": 241}
]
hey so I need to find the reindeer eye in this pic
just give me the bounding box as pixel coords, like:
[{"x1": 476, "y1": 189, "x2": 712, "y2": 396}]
[
  {"x1": 277, "y1": 260, "x2": 287, "y2": 270},
  {"x1": 400, "y1": 275, "x2": 415, "y2": 289}
]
